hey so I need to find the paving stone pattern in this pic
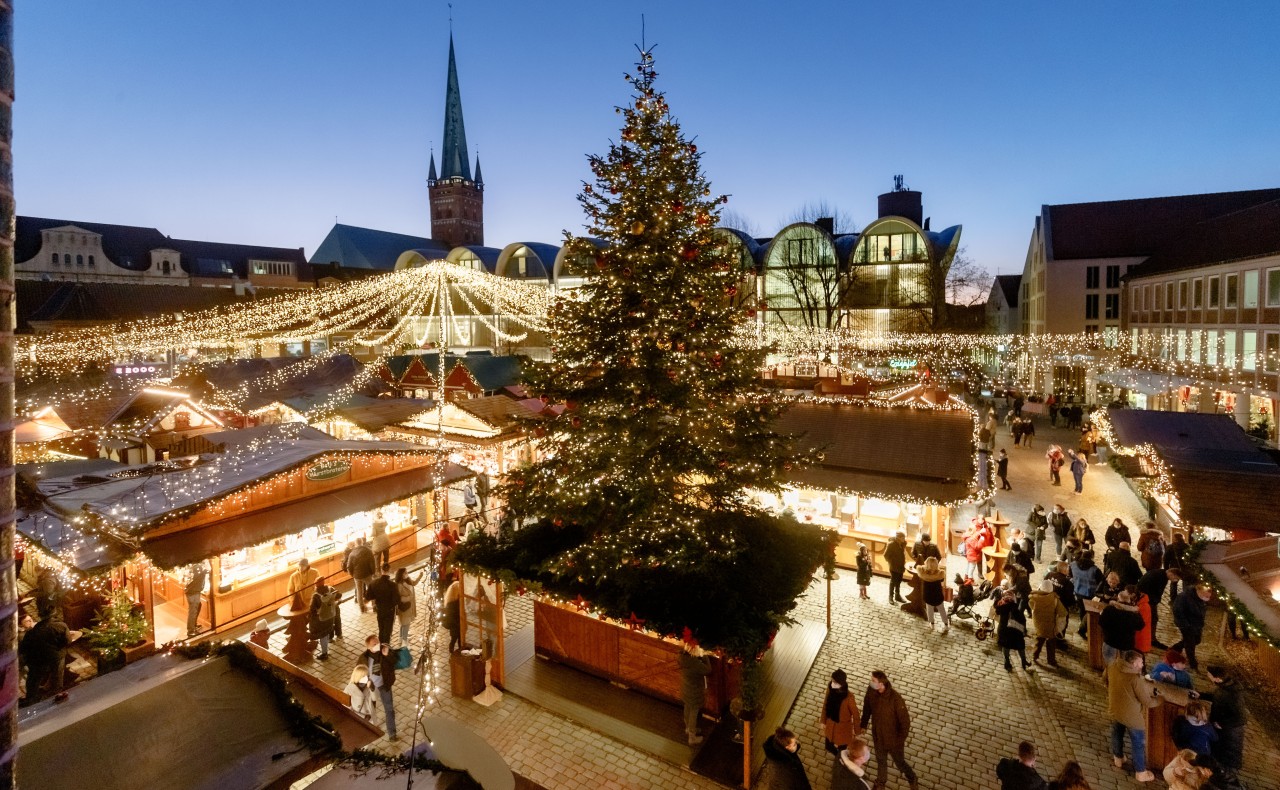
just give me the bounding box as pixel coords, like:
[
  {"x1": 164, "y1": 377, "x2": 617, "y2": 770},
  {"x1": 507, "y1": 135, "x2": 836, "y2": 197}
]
[{"x1": 261, "y1": 423, "x2": 1279, "y2": 790}]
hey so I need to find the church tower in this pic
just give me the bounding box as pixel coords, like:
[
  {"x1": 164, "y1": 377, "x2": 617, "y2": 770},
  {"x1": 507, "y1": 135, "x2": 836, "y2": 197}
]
[{"x1": 429, "y1": 34, "x2": 484, "y2": 247}]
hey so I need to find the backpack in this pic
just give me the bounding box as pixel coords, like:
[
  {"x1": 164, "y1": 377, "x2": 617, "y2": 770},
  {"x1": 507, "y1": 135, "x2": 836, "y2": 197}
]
[{"x1": 317, "y1": 590, "x2": 338, "y2": 622}]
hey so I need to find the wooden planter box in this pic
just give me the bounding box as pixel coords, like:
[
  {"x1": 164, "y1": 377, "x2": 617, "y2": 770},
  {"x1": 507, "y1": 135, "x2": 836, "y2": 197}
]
[
  {"x1": 533, "y1": 600, "x2": 739, "y2": 717},
  {"x1": 122, "y1": 639, "x2": 156, "y2": 664}
]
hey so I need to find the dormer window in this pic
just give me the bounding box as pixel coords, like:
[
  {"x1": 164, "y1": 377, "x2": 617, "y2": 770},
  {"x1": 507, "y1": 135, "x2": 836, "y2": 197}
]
[
  {"x1": 88, "y1": 255, "x2": 95, "y2": 267},
  {"x1": 51, "y1": 253, "x2": 59, "y2": 265},
  {"x1": 162, "y1": 260, "x2": 171, "y2": 275},
  {"x1": 76, "y1": 254, "x2": 84, "y2": 267}
]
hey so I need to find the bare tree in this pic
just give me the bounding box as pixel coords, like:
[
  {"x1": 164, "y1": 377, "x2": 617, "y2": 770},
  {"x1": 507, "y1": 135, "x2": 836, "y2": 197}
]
[
  {"x1": 944, "y1": 248, "x2": 992, "y2": 307},
  {"x1": 783, "y1": 200, "x2": 857, "y2": 235},
  {"x1": 718, "y1": 209, "x2": 760, "y2": 238}
]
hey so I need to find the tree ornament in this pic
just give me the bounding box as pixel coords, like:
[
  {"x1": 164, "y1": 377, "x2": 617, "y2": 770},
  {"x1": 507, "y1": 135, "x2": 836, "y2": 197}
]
[
  {"x1": 571, "y1": 416, "x2": 583, "y2": 428},
  {"x1": 696, "y1": 213, "x2": 712, "y2": 227},
  {"x1": 656, "y1": 337, "x2": 672, "y2": 351},
  {"x1": 553, "y1": 517, "x2": 564, "y2": 527},
  {"x1": 630, "y1": 220, "x2": 645, "y2": 235},
  {"x1": 682, "y1": 246, "x2": 699, "y2": 261},
  {"x1": 572, "y1": 595, "x2": 590, "y2": 612},
  {"x1": 624, "y1": 612, "x2": 646, "y2": 631},
  {"x1": 688, "y1": 144, "x2": 698, "y2": 154},
  {"x1": 584, "y1": 184, "x2": 593, "y2": 194},
  {"x1": 621, "y1": 266, "x2": 633, "y2": 277},
  {"x1": 724, "y1": 285, "x2": 738, "y2": 297},
  {"x1": 594, "y1": 255, "x2": 608, "y2": 270},
  {"x1": 673, "y1": 201, "x2": 685, "y2": 213},
  {"x1": 703, "y1": 187, "x2": 711, "y2": 196}
]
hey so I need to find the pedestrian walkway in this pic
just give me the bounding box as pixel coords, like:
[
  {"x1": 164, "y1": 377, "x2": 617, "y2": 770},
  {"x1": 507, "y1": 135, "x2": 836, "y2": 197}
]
[{"x1": 253, "y1": 422, "x2": 1279, "y2": 790}]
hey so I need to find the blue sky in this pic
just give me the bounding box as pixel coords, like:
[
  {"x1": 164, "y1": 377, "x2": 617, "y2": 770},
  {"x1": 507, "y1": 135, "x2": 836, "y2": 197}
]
[{"x1": 15, "y1": 1, "x2": 1280, "y2": 274}]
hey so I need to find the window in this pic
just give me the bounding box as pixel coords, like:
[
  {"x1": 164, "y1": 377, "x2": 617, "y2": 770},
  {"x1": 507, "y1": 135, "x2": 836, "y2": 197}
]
[
  {"x1": 1266, "y1": 333, "x2": 1280, "y2": 373},
  {"x1": 1267, "y1": 269, "x2": 1280, "y2": 306},
  {"x1": 50, "y1": 253, "x2": 59, "y2": 265},
  {"x1": 1243, "y1": 331, "x2": 1257, "y2": 371},
  {"x1": 1208, "y1": 276, "x2": 1220, "y2": 308},
  {"x1": 162, "y1": 260, "x2": 171, "y2": 275},
  {"x1": 1106, "y1": 265, "x2": 1120, "y2": 288},
  {"x1": 1244, "y1": 270, "x2": 1259, "y2": 308},
  {"x1": 1176, "y1": 330, "x2": 1187, "y2": 361},
  {"x1": 1224, "y1": 331, "x2": 1237, "y2": 367},
  {"x1": 1105, "y1": 293, "x2": 1120, "y2": 320},
  {"x1": 1086, "y1": 266, "x2": 1100, "y2": 289},
  {"x1": 1165, "y1": 282, "x2": 1175, "y2": 310},
  {"x1": 87, "y1": 255, "x2": 95, "y2": 267},
  {"x1": 1189, "y1": 330, "x2": 1202, "y2": 363},
  {"x1": 1179, "y1": 280, "x2": 1188, "y2": 308},
  {"x1": 1206, "y1": 330, "x2": 1219, "y2": 366},
  {"x1": 1193, "y1": 279, "x2": 1203, "y2": 309},
  {"x1": 1085, "y1": 324, "x2": 1099, "y2": 334},
  {"x1": 1085, "y1": 293, "x2": 1099, "y2": 319},
  {"x1": 1145, "y1": 284, "x2": 1153, "y2": 311},
  {"x1": 1131, "y1": 285, "x2": 1141, "y2": 314},
  {"x1": 76, "y1": 254, "x2": 84, "y2": 267},
  {"x1": 1226, "y1": 273, "x2": 1239, "y2": 308}
]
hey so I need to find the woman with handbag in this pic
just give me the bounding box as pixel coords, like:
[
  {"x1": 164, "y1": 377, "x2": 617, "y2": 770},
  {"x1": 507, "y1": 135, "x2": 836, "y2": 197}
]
[
  {"x1": 995, "y1": 589, "x2": 1033, "y2": 672},
  {"x1": 819, "y1": 669, "x2": 860, "y2": 757},
  {"x1": 394, "y1": 567, "x2": 423, "y2": 647}
]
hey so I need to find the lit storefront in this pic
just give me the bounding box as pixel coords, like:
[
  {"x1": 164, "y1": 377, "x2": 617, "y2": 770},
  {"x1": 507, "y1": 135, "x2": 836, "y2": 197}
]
[{"x1": 760, "y1": 398, "x2": 983, "y2": 573}]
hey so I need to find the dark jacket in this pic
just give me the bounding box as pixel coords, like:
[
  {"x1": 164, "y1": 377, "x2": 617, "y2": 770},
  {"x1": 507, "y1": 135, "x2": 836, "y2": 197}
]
[
  {"x1": 1204, "y1": 678, "x2": 1245, "y2": 729},
  {"x1": 1027, "y1": 509, "x2": 1048, "y2": 541},
  {"x1": 1172, "y1": 588, "x2": 1207, "y2": 633},
  {"x1": 1172, "y1": 716, "x2": 1218, "y2": 756},
  {"x1": 679, "y1": 651, "x2": 711, "y2": 706},
  {"x1": 1105, "y1": 550, "x2": 1142, "y2": 587},
  {"x1": 360, "y1": 647, "x2": 396, "y2": 691},
  {"x1": 911, "y1": 539, "x2": 941, "y2": 566},
  {"x1": 995, "y1": 757, "x2": 1048, "y2": 790},
  {"x1": 855, "y1": 554, "x2": 873, "y2": 586},
  {"x1": 996, "y1": 457, "x2": 1009, "y2": 477},
  {"x1": 884, "y1": 539, "x2": 907, "y2": 573},
  {"x1": 759, "y1": 736, "x2": 812, "y2": 790},
  {"x1": 1104, "y1": 524, "x2": 1129, "y2": 551},
  {"x1": 1099, "y1": 604, "x2": 1143, "y2": 650},
  {"x1": 860, "y1": 683, "x2": 910, "y2": 750},
  {"x1": 19, "y1": 618, "x2": 71, "y2": 664},
  {"x1": 366, "y1": 575, "x2": 400, "y2": 615},
  {"x1": 1048, "y1": 511, "x2": 1071, "y2": 539},
  {"x1": 996, "y1": 596, "x2": 1027, "y2": 649},
  {"x1": 1137, "y1": 568, "x2": 1170, "y2": 606},
  {"x1": 347, "y1": 544, "x2": 377, "y2": 580},
  {"x1": 1164, "y1": 539, "x2": 1189, "y2": 571}
]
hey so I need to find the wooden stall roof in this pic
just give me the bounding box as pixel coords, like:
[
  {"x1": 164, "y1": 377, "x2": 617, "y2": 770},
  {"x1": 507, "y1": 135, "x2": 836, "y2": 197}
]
[
  {"x1": 1199, "y1": 537, "x2": 1280, "y2": 637},
  {"x1": 1108, "y1": 408, "x2": 1280, "y2": 532},
  {"x1": 775, "y1": 401, "x2": 977, "y2": 503}
]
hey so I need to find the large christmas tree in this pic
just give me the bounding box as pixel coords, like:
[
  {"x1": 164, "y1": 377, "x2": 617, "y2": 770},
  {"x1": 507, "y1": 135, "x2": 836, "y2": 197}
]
[{"x1": 454, "y1": 49, "x2": 832, "y2": 658}]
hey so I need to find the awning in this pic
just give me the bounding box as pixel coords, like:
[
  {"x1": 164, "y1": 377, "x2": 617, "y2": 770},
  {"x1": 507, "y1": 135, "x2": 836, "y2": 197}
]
[
  {"x1": 786, "y1": 465, "x2": 973, "y2": 505},
  {"x1": 142, "y1": 462, "x2": 474, "y2": 568},
  {"x1": 1095, "y1": 368, "x2": 1196, "y2": 396}
]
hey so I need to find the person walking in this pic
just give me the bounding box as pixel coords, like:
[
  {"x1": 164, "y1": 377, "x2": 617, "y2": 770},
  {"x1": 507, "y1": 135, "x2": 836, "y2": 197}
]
[
  {"x1": 997, "y1": 449, "x2": 1012, "y2": 490},
  {"x1": 369, "y1": 510, "x2": 391, "y2": 568},
  {"x1": 1203, "y1": 665, "x2": 1246, "y2": 779},
  {"x1": 855, "y1": 543, "x2": 873, "y2": 600},
  {"x1": 366, "y1": 564, "x2": 400, "y2": 646},
  {"x1": 996, "y1": 741, "x2": 1048, "y2": 790},
  {"x1": 1104, "y1": 519, "x2": 1131, "y2": 552},
  {"x1": 1013, "y1": 418, "x2": 1024, "y2": 447},
  {"x1": 394, "y1": 566, "x2": 423, "y2": 647},
  {"x1": 1136, "y1": 524, "x2": 1165, "y2": 572},
  {"x1": 1164, "y1": 532, "x2": 1189, "y2": 600},
  {"x1": 1171, "y1": 583, "x2": 1212, "y2": 669},
  {"x1": 995, "y1": 589, "x2": 1032, "y2": 671},
  {"x1": 1068, "y1": 450, "x2": 1087, "y2": 495},
  {"x1": 820, "y1": 669, "x2": 860, "y2": 756},
  {"x1": 442, "y1": 578, "x2": 463, "y2": 652},
  {"x1": 1027, "y1": 505, "x2": 1048, "y2": 561},
  {"x1": 359, "y1": 635, "x2": 398, "y2": 740},
  {"x1": 1105, "y1": 650, "x2": 1160, "y2": 782},
  {"x1": 884, "y1": 531, "x2": 908, "y2": 605},
  {"x1": 680, "y1": 641, "x2": 711, "y2": 745},
  {"x1": 1048, "y1": 505, "x2": 1071, "y2": 559},
  {"x1": 1030, "y1": 580, "x2": 1067, "y2": 666},
  {"x1": 917, "y1": 557, "x2": 949, "y2": 633},
  {"x1": 837, "y1": 738, "x2": 873, "y2": 790},
  {"x1": 1046, "y1": 446, "x2": 1064, "y2": 487},
  {"x1": 309, "y1": 580, "x2": 340, "y2": 660},
  {"x1": 346, "y1": 538, "x2": 377, "y2": 612},
  {"x1": 184, "y1": 561, "x2": 208, "y2": 638},
  {"x1": 1069, "y1": 518, "x2": 1096, "y2": 552},
  {"x1": 859, "y1": 670, "x2": 918, "y2": 790},
  {"x1": 1023, "y1": 417, "x2": 1036, "y2": 449}
]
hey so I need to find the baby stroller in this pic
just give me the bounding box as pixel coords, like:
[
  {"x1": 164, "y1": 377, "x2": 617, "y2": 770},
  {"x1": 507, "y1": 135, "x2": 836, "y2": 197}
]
[{"x1": 950, "y1": 574, "x2": 996, "y2": 640}]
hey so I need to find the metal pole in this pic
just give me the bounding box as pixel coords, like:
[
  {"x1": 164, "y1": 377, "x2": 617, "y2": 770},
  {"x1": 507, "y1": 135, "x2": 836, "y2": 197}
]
[
  {"x1": 741, "y1": 719, "x2": 751, "y2": 790},
  {"x1": 0, "y1": 4, "x2": 17, "y2": 786}
]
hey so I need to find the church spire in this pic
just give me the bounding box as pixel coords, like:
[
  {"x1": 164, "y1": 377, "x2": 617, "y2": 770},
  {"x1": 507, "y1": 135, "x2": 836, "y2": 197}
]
[
  {"x1": 439, "y1": 34, "x2": 472, "y2": 182},
  {"x1": 428, "y1": 151, "x2": 438, "y2": 185},
  {"x1": 474, "y1": 155, "x2": 483, "y2": 187}
]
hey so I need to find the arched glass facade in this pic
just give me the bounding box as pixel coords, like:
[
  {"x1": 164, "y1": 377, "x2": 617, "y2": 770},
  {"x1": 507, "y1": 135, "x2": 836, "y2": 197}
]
[
  {"x1": 849, "y1": 219, "x2": 930, "y2": 310},
  {"x1": 760, "y1": 223, "x2": 842, "y2": 328}
]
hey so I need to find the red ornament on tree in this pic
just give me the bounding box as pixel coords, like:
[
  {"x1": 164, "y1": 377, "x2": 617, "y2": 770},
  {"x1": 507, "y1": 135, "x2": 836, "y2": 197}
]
[
  {"x1": 672, "y1": 201, "x2": 685, "y2": 213},
  {"x1": 681, "y1": 246, "x2": 699, "y2": 261},
  {"x1": 572, "y1": 594, "x2": 590, "y2": 612},
  {"x1": 696, "y1": 213, "x2": 712, "y2": 227},
  {"x1": 595, "y1": 254, "x2": 608, "y2": 270},
  {"x1": 624, "y1": 612, "x2": 646, "y2": 631}
]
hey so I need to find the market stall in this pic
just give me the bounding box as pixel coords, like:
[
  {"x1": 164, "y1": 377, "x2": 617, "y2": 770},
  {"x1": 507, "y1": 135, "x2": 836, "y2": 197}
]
[{"x1": 756, "y1": 398, "x2": 983, "y2": 573}]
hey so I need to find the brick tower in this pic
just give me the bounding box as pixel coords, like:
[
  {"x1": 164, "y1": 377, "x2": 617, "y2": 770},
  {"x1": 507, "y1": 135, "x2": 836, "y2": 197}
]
[{"x1": 428, "y1": 34, "x2": 484, "y2": 247}]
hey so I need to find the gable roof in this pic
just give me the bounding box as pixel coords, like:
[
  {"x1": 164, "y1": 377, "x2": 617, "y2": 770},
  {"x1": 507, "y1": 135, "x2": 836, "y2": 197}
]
[
  {"x1": 1128, "y1": 198, "x2": 1280, "y2": 279},
  {"x1": 16, "y1": 216, "x2": 169, "y2": 271},
  {"x1": 994, "y1": 274, "x2": 1021, "y2": 308},
  {"x1": 170, "y1": 237, "x2": 310, "y2": 280},
  {"x1": 310, "y1": 224, "x2": 446, "y2": 270},
  {"x1": 1044, "y1": 188, "x2": 1280, "y2": 261}
]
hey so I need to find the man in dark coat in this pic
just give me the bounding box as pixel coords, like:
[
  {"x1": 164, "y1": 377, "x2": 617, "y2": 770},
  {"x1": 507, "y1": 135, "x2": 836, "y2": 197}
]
[
  {"x1": 860, "y1": 671, "x2": 918, "y2": 790},
  {"x1": 1047, "y1": 505, "x2": 1071, "y2": 558},
  {"x1": 884, "y1": 532, "x2": 908, "y2": 605},
  {"x1": 1203, "y1": 666, "x2": 1246, "y2": 776},
  {"x1": 1172, "y1": 584, "x2": 1212, "y2": 669},
  {"x1": 1105, "y1": 542, "x2": 1143, "y2": 587},
  {"x1": 911, "y1": 533, "x2": 941, "y2": 566},
  {"x1": 995, "y1": 741, "x2": 1048, "y2": 790},
  {"x1": 346, "y1": 538, "x2": 377, "y2": 612},
  {"x1": 365, "y1": 564, "x2": 400, "y2": 645},
  {"x1": 1099, "y1": 592, "x2": 1144, "y2": 665},
  {"x1": 20, "y1": 614, "x2": 80, "y2": 705},
  {"x1": 1137, "y1": 566, "x2": 1171, "y2": 649}
]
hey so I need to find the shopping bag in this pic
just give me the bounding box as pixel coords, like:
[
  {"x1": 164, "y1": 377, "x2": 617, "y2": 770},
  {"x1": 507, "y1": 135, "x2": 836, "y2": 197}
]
[{"x1": 394, "y1": 646, "x2": 413, "y2": 670}]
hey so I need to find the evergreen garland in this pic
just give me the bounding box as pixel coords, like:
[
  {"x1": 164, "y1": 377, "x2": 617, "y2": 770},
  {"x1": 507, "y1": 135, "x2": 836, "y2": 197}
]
[{"x1": 1185, "y1": 538, "x2": 1279, "y2": 653}]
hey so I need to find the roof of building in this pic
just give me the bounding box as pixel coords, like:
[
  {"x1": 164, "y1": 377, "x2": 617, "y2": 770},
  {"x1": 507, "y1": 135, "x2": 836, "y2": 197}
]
[
  {"x1": 15, "y1": 216, "x2": 169, "y2": 271},
  {"x1": 309, "y1": 224, "x2": 446, "y2": 270},
  {"x1": 16, "y1": 280, "x2": 300, "y2": 333},
  {"x1": 775, "y1": 401, "x2": 978, "y2": 504},
  {"x1": 1127, "y1": 198, "x2": 1280, "y2": 278},
  {"x1": 452, "y1": 394, "x2": 529, "y2": 430},
  {"x1": 994, "y1": 274, "x2": 1021, "y2": 308},
  {"x1": 1107, "y1": 408, "x2": 1280, "y2": 532},
  {"x1": 1044, "y1": 188, "x2": 1280, "y2": 261},
  {"x1": 172, "y1": 237, "x2": 310, "y2": 280},
  {"x1": 439, "y1": 34, "x2": 472, "y2": 182}
]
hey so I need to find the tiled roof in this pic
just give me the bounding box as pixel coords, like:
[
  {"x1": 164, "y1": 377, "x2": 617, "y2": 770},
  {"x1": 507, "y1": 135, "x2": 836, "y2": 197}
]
[
  {"x1": 16, "y1": 280, "x2": 299, "y2": 333},
  {"x1": 995, "y1": 274, "x2": 1021, "y2": 308},
  {"x1": 1127, "y1": 199, "x2": 1280, "y2": 279},
  {"x1": 309, "y1": 224, "x2": 445, "y2": 270},
  {"x1": 1045, "y1": 188, "x2": 1280, "y2": 261}
]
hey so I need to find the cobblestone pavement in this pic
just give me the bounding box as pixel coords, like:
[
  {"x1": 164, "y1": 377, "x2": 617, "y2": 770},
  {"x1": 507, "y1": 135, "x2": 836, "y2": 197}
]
[{"x1": 257, "y1": 423, "x2": 1279, "y2": 790}]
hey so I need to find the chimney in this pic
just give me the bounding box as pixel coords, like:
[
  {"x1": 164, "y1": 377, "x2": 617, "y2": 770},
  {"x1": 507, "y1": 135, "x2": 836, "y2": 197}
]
[{"x1": 815, "y1": 217, "x2": 835, "y2": 235}]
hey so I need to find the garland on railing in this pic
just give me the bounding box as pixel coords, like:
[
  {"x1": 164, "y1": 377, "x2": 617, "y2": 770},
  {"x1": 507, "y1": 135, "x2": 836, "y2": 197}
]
[{"x1": 1185, "y1": 539, "x2": 1279, "y2": 654}]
